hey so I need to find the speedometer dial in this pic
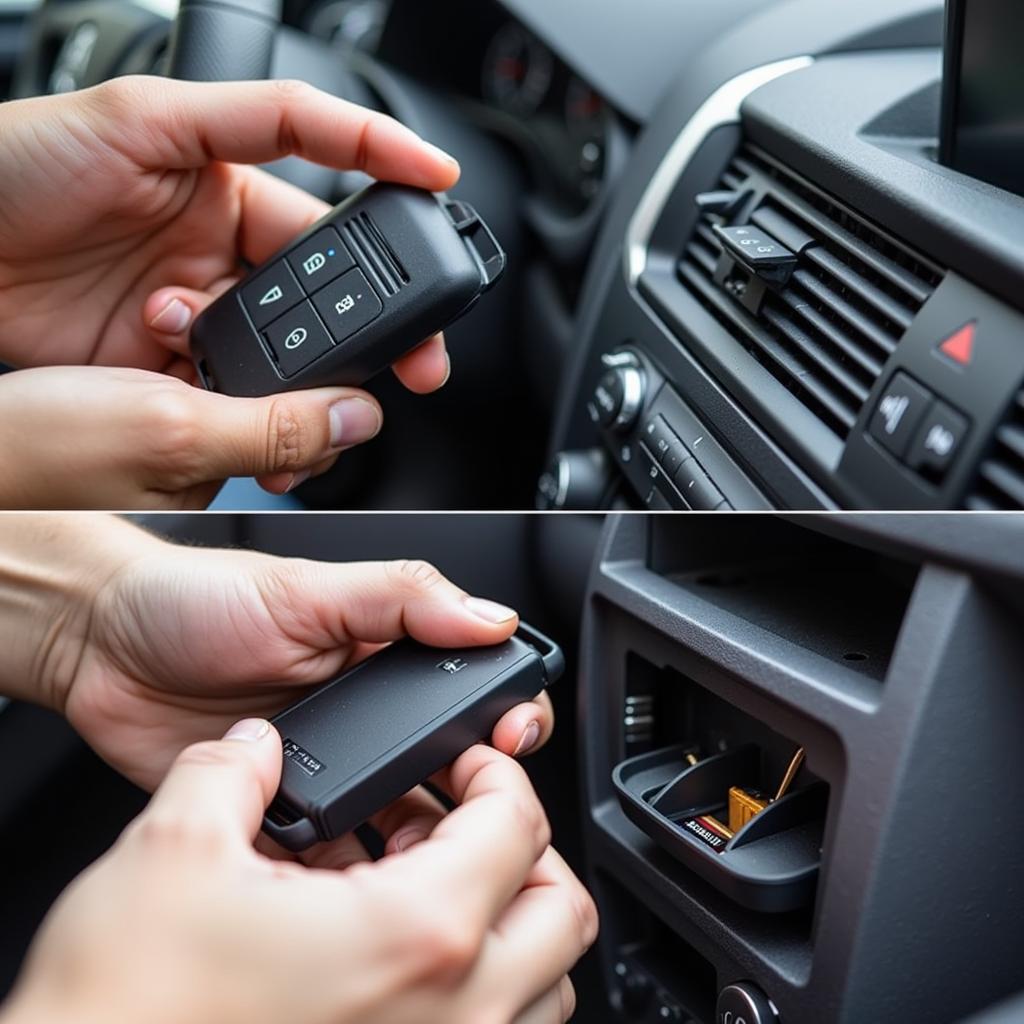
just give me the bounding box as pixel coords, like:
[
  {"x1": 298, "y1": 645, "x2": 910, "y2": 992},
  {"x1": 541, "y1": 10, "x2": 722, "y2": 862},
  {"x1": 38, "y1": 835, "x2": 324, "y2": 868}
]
[
  {"x1": 482, "y1": 23, "x2": 554, "y2": 115},
  {"x1": 565, "y1": 77, "x2": 609, "y2": 201}
]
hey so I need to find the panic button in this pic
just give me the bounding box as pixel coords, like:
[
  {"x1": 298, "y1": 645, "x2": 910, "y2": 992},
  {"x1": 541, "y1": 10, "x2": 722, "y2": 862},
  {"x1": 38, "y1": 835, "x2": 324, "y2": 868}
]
[{"x1": 868, "y1": 372, "x2": 933, "y2": 459}]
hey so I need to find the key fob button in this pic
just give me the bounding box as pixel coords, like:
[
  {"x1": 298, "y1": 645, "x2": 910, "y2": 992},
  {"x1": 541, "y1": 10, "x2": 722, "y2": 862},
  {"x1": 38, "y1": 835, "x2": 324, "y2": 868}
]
[
  {"x1": 240, "y1": 261, "x2": 304, "y2": 330},
  {"x1": 264, "y1": 303, "x2": 334, "y2": 377},
  {"x1": 287, "y1": 228, "x2": 355, "y2": 294},
  {"x1": 313, "y1": 268, "x2": 383, "y2": 344}
]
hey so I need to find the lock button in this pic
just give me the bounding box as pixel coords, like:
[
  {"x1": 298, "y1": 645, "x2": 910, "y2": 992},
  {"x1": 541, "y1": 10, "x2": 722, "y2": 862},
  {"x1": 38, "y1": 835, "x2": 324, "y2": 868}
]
[
  {"x1": 287, "y1": 228, "x2": 355, "y2": 295},
  {"x1": 264, "y1": 302, "x2": 334, "y2": 377}
]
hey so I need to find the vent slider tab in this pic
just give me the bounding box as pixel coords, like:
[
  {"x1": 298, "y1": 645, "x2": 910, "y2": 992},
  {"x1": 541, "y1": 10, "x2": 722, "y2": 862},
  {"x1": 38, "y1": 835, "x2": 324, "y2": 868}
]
[
  {"x1": 713, "y1": 224, "x2": 798, "y2": 287},
  {"x1": 695, "y1": 189, "x2": 751, "y2": 219}
]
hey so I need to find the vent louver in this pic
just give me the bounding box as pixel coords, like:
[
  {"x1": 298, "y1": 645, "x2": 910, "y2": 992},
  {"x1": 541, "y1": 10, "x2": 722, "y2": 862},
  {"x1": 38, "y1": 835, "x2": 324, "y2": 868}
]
[
  {"x1": 679, "y1": 145, "x2": 943, "y2": 439},
  {"x1": 967, "y1": 388, "x2": 1024, "y2": 509}
]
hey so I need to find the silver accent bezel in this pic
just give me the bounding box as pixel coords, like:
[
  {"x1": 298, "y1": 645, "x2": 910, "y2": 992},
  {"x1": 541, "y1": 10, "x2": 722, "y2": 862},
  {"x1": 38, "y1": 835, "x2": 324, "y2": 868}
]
[
  {"x1": 624, "y1": 57, "x2": 814, "y2": 288},
  {"x1": 614, "y1": 366, "x2": 645, "y2": 431},
  {"x1": 551, "y1": 454, "x2": 571, "y2": 509}
]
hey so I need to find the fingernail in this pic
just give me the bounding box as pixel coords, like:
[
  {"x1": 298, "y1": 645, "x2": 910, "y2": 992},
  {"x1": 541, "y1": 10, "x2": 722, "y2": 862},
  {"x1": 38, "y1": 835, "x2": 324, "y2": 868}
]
[
  {"x1": 286, "y1": 469, "x2": 311, "y2": 493},
  {"x1": 149, "y1": 298, "x2": 191, "y2": 334},
  {"x1": 393, "y1": 828, "x2": 427, "y2": 853},
  {"x1": 514, "y1": 721, "x2": 541, "y2": 757},
  {"x1": 329, "y1": 398, "x2": 381, "y2": 448},
  {"x1": 440, "y1": 352, "x2": 452, "y2": 388},
  {"x1": 463, "y1": 596, "x2": 517, "y2": 624},
  {"x1": 425, "y1": 141, "x2": 459, "y2": 169},
  {"x1": 223, "y1": 718, "x2": 270, "y2": 742}
]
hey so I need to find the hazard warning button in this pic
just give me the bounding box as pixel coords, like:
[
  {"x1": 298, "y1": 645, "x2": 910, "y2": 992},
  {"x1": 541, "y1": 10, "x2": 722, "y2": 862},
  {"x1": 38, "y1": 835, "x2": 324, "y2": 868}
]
[{"x1": 937, "y1": 322, "x2": 976, "y2": 367}]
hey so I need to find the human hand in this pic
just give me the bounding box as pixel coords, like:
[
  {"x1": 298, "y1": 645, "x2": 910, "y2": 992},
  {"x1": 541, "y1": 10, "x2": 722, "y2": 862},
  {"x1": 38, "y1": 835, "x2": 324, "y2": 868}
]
[
  {"x1": 1, "y1": 725, "x2": 596, "y2": 1024},
  {"x1": 57, "y1": 527, "x2": 553, "y2": 790},
  {"x1": 0, "y1": 75, "x2": 457, "y2": 393},
  {"x1": 0, "y1": 364, "x2": 390, "y2": 508}
]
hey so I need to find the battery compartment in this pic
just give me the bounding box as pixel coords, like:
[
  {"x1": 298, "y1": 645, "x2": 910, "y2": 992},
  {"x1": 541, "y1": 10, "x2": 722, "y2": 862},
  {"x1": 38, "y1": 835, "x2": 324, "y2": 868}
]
[{"x1": 614, "y1": 659, "x2": 828, "y2": 913}]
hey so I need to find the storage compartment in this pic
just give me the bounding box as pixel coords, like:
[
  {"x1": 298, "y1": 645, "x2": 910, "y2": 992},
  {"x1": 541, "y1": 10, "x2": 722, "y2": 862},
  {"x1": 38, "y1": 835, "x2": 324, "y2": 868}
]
[
  {"x1": 615, "y1": 659, "x2": 828, "y2": 913},
  {"x1": 648, "y1": 516, "x2": 917, "y2": 684}
]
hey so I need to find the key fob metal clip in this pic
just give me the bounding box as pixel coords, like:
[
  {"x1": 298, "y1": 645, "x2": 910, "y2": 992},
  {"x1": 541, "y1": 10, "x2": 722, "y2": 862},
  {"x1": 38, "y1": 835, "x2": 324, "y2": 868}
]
[
  {"x1": 262, "y1": 623, "x2": 562, "y2": 852},
  {"x1": 190, "y1": 183, "x2": 505, "y2": 397}
]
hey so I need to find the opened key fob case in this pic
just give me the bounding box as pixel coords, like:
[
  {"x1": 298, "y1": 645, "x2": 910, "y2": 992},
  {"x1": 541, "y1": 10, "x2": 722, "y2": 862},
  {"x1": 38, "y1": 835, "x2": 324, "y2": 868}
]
[
  {"x1": 190, "y1": 183, "x2": 505, "y2": 397},
  {"x1": 262, "y1": 623, "x2": 563, "y2": 852}
]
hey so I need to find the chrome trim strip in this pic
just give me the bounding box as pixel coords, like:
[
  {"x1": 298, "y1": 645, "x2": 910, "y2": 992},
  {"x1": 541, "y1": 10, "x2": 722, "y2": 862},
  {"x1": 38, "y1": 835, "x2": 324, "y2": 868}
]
[
  {"x1": 554, "y1": 454, "x2": 570, "y2": 509},
  {"x1": 615, "y1": 366, "x2": 645, "y2": 430},
  {"x1": 625, "y1": 57, "x2": 814, "y2": 287}
]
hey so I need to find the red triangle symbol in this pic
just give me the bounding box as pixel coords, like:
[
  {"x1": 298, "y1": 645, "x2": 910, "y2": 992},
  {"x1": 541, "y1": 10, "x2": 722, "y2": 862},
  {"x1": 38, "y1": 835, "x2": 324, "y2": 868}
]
[{"x1": 938, "y1": 322, "x2": 976, "y2": 366}]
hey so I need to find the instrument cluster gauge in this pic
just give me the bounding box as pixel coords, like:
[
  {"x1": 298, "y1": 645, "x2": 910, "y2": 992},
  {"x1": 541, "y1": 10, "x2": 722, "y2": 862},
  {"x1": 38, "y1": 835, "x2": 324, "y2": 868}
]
[
  {"x1": 564, "y1": 76, "x2": 610, "y2": 202},
  {"x1": 482, "y1": 23, "x2": 555, "y2": 115}
]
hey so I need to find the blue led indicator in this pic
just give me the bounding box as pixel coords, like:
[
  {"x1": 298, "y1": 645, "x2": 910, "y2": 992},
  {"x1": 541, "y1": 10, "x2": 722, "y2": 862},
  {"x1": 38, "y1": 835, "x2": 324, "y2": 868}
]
[{"x1": 327, "y1": 248, "x2": 336, "y2": 257}]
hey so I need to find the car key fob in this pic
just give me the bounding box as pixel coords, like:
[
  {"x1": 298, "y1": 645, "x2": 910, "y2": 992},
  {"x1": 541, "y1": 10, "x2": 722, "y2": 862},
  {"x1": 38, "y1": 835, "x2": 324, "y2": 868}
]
[
  {"x1": 190, "y1": 182, "x2": 506, "y2": 397},
  {"x1": 262, "y1": 623, "x2": 563, "y2": 852}
]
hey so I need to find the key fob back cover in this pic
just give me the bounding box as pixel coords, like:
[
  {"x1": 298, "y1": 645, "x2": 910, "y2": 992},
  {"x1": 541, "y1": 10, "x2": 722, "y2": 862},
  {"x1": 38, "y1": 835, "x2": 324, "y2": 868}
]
[
  {"x1": 190, "y1": 183, "x2": 505, "y2": 397},
  {"x1": 263, "y1": 623, "x2": 562, "y2": 851}
]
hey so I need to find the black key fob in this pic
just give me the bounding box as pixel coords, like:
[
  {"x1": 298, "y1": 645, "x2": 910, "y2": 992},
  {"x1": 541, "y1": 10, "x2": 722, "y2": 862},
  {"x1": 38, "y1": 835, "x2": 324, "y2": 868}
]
[
  {"x1": 190, "y1": 183, "x2": 505, "y2": 397},
  {"x1": 262, "y1": 623, "x2": 563, "y2": 852}
]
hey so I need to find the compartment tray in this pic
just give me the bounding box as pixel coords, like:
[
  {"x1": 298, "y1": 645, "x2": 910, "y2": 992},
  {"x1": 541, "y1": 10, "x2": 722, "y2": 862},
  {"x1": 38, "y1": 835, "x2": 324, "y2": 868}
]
[{"x1": 612, "y1": 745, "x2": 826, "y2": 912}]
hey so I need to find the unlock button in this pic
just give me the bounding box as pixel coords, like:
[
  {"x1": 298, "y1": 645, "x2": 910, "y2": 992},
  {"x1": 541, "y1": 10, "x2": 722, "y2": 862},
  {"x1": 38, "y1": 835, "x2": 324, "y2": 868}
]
[
  {"x1": 264, "y1": 302, "x2": 334, "y2": 378},
  {"x1": 313, "y1": 268, "x2": 383, "y2": 344}
]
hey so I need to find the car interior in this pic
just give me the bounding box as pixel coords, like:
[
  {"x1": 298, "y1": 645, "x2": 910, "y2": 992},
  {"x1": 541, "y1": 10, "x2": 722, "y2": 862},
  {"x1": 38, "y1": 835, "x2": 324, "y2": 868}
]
[
  {"x1": 2, "y1": 512, "x2": 1023, "y2": 1023},
  {"x1": 3, "y1": 0, "x2": 1023, "y2": 511}
]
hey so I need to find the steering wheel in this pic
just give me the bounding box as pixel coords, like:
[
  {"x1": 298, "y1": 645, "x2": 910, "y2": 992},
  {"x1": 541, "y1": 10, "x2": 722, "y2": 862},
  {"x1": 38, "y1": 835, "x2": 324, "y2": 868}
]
[
  {"x1": 167, "y1": 0, "x2": 281, "y2": 82},
  {"x1": 13, "y1": 0, "x2": 288, "y2": 100}
]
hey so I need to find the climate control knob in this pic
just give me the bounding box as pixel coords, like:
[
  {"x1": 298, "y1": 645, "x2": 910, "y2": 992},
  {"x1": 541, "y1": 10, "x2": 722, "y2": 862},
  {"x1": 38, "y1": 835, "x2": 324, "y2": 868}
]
[
  {"x1": 536, "y1": 449, "x2": 611, "y2": 510},
  {"x1": 591, "y1": 356, "x2": 646, "y2": 433},
  {"x1": 716, "y1": 982, "x2": 779, "y2": 1024}
]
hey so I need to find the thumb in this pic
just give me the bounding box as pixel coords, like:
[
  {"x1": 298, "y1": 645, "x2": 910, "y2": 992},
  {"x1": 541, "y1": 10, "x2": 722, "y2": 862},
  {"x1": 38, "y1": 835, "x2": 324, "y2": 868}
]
[
  {"x1": 186, "y1": 386, "x2": 382, "y2": 484},
  {"x1": 285, "y1": 559, "x2": 521, "y2": 650},
  {"x1": 140, "y1": 720, "x2": 283, "y2": 849}
]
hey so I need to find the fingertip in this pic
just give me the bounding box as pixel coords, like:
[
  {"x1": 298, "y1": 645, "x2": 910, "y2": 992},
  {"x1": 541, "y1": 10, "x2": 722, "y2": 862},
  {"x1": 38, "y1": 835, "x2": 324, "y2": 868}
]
[
  {"x1": 462, "y1": 596, "x2": 518, "y2": 627},
  {"x1": 256, "y1": 470, "x2": 310, "y2": 495},
  {"x1": 392, "y1": 334, "x2": 450, "y2": 394},
  {"x1": 223, "y1": 718, "x2": 272, "y2": 742},
  {"x1": 388, "y1": 826, "x2": 431, "y2": 856},
  {"x1": 492, "y1": 699, "x2": 552, "y2": 759},
  {"x1": 145, "y1": 291, "x2": 196, "y2": 335},
  {"x1": 410, "y1": 136, "x2": 461, "y2": 190}
]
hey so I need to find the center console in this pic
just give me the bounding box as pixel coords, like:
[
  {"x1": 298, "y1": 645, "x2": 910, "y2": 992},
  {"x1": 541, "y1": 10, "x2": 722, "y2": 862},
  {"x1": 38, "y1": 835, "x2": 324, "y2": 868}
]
[{"x1": 579, "y1": 513, "x2": 1024, "y2": 1022}]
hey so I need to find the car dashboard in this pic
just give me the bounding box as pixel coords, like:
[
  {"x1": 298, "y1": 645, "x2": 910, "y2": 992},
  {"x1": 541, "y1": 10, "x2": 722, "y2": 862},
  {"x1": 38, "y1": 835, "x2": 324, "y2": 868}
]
[{"x1": 546, "y1": 0, "x2": 1024, "y2": 512}]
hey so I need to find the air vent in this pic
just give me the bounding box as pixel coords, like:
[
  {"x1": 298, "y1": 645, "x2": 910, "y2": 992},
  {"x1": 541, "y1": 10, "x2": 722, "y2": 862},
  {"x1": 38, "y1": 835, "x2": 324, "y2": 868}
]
[
  {"x1": 679, "y1": 145, "x2": 943, "y2": 439},
  {"x1": 343, "y1": 212, "x2": 409, "y2": 296},
  {"x1": 967, "y1": 388, "x2": 1024, "y2": 509}
]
